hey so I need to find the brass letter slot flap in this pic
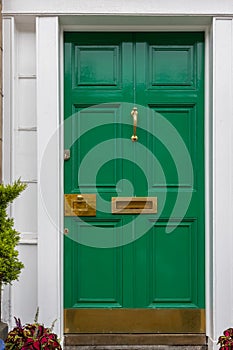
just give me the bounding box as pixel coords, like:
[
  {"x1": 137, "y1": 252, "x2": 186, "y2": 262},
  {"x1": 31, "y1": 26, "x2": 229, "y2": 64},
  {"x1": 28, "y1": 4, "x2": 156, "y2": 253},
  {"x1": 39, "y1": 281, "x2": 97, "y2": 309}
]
[
  {"x1": 65, "y1": 194, "x2": 96, "y2": 217},
  {"x1": 112, "y1": 197, "x2": 157, "y2": 214}
]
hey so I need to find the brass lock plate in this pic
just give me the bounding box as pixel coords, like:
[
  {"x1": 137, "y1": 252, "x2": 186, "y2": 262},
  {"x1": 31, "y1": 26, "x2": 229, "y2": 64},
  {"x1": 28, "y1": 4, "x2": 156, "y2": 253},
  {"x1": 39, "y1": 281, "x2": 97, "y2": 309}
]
[
  {"x1": 64, "y1": 194, "x2": 96, "y2": 217},
  {"x1": 112, "y1": 197, "x2": 157, "y2": 214}
]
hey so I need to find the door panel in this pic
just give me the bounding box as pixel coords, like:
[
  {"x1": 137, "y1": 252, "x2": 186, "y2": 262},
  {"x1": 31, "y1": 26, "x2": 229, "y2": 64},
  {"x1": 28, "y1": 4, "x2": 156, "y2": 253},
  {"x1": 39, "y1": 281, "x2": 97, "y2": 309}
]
[
  {"x1": 148, "y1": 221, "x2": 198, "y2": 308},
  {"x1": 64, "y1": 32, "x2": 205, "y2": 333}
]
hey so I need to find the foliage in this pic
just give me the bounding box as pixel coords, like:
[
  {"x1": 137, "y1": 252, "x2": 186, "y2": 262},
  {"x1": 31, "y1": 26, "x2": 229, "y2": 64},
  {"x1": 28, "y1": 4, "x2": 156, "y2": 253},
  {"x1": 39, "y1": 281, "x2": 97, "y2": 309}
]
[
  {"x1": 0, "y1": 180, "x2": 26, "y2": 285},
  {"x1": 218, "y1": 328, "x2": 233, "y2": 349},
  {"x1": 5, "y1": 309, "x2": 62, "y2": 350}
]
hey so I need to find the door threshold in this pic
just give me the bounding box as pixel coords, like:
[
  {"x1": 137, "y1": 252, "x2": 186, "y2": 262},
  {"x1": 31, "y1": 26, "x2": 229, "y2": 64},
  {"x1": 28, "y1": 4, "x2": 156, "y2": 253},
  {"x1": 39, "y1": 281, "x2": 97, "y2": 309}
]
[{"x1": 64, "y1": 334, "x2": 207, "y2": 346}]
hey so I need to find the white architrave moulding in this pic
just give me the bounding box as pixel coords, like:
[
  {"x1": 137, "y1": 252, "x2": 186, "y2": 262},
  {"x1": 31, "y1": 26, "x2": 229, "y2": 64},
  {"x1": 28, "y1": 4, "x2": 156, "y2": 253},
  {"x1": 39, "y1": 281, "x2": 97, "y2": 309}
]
[
  {"x1": 3, "y1": 0, "x2": 233, "y2": 16},
  {"x1": 208, "y1": 17, "x2": 233, "y2": 350},
  {"x1": 36, "y1": 16, "x2": 62, "y2": 336}
]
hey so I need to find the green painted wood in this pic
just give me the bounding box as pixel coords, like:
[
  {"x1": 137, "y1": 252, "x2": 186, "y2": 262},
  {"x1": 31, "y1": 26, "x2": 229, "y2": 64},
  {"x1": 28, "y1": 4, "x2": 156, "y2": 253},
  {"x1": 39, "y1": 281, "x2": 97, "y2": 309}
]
[{"x1": 64, "y1": 32, "x2": 205, "y2": 310}]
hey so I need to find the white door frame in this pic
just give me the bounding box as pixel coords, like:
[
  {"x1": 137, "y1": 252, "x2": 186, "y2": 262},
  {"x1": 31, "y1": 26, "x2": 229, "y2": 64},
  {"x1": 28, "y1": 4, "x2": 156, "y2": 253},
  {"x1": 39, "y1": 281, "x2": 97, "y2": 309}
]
[
  {"x1": 4, "y1": 14, "x2": 233, "y2": 350},
  {"x1": 59, "y1": 20, "x2": 212, "y2": 344}
]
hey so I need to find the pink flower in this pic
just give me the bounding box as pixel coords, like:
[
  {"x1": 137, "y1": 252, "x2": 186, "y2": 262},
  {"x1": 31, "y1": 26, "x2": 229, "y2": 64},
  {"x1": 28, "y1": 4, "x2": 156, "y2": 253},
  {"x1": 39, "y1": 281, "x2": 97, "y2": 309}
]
[{"x1": 224, "y1": 329, "x2": 233, "y2": 337}]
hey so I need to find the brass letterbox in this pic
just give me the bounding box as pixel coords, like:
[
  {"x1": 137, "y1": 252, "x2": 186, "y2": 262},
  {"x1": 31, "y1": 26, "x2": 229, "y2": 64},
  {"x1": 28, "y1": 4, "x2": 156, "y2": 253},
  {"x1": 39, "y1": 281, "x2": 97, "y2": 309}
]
[{"x1": 112, "y1": 197, "x2": 157, "y2": 214}]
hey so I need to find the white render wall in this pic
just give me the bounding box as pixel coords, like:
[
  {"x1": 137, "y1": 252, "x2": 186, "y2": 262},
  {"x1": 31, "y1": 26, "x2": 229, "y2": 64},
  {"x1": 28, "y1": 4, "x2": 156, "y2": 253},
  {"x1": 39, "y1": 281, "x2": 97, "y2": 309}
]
[
  {"x1": 2, "y1": 15, "x2": 61, "y2": 331},
  {"x1": 2, "y1": 1, "x2": 233, "y2": 350},
  {"x1": 2, "y1": 0, "x2": 233, "y2": 15},
  {"x1": 2, "y1": 17, "x2": 38, "y2": 324}
]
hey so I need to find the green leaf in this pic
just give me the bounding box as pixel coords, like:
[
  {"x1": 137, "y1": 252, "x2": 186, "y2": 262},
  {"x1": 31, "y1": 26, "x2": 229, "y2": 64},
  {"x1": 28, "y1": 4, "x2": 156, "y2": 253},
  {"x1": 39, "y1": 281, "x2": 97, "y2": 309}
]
[{"x1": 0, "y1": 180, "x2": 26, "y2": 285}]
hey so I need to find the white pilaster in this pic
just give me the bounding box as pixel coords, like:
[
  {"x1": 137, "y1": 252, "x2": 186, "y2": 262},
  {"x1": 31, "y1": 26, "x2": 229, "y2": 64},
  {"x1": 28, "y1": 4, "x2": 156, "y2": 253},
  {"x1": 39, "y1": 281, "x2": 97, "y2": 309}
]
[
  {"x1": 36, "y1": 16, "x2": 62, "y2": 335},
  {"x1": 209, "y1": 17, "x2": 233, "y2": 350}
]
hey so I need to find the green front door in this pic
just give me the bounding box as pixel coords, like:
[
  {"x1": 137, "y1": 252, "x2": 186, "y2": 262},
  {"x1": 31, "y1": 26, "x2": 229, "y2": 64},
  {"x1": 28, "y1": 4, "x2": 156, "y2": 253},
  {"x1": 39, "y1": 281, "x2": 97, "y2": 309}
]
[{"x1": 64, "y1": 32, "x2": 205, "y2": 333}]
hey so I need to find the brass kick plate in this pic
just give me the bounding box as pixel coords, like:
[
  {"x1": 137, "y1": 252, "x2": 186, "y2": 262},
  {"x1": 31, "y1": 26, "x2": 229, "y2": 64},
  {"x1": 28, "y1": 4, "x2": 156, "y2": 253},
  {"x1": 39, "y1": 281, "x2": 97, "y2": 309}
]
[
  {"x1": 64, "y1": 194, "x2": 96, "y2": 217},
  {"x1": 64, "y1": 308, "x2": 205, "y2": 334},
  {"x1": 112, "y1": 197, "x2": 157, "y2": 214}
]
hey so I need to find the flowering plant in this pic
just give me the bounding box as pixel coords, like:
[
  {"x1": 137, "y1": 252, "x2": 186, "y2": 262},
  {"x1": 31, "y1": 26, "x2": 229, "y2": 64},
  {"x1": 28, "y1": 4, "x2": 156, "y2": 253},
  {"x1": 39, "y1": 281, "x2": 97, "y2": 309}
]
[
  {"x1": 218, "y1": 328, "x2": 233, "y2": 349},
  {"x1": 5, "y1": 309, "x2": 61, "y2": 349}
]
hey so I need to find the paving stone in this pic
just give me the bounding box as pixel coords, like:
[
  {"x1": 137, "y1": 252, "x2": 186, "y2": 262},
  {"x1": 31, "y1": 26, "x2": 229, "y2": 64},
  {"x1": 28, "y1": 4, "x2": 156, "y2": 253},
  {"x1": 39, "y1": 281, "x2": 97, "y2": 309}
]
[{"x1": 64, "y1": 346, "x2": 207, "y2": 350}]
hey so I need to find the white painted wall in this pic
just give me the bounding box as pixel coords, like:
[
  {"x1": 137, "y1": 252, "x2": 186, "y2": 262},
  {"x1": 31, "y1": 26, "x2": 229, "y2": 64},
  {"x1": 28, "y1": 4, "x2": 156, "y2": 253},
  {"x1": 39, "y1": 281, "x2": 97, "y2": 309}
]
[
  {"x1": 2, "y1": 0, "x2": 233, "y2": 15},
  {"x1": 2, "y1": 17, "x2": 38, "y2": 326},
  {"x1": 2, "y1": 1, "x2": 233, "y2": 350},
  {"x1": 2, "y1": 15, "x2": 62, "y2": 333}
]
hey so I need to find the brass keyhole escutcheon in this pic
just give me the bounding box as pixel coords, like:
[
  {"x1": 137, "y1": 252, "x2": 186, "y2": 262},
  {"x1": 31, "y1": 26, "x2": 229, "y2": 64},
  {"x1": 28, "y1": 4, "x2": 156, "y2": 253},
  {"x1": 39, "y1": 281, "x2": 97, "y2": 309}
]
[{"x1": 131, "y1": 135, "x2": 138, "y2": 142}]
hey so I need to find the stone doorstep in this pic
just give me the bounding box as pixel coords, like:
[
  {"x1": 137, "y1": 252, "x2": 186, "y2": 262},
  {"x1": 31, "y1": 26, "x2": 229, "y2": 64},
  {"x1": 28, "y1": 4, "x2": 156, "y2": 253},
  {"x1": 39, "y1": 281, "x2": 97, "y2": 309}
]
[
  {"x1": 64, "y1": 334, "x2": 208, "y2": 349},
  {"x1": 64, "y1": 346, "x2": 207, "y2": 350},
  {"x1": 64, "y1": 334, "x2": 207, "y2": 347}
]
